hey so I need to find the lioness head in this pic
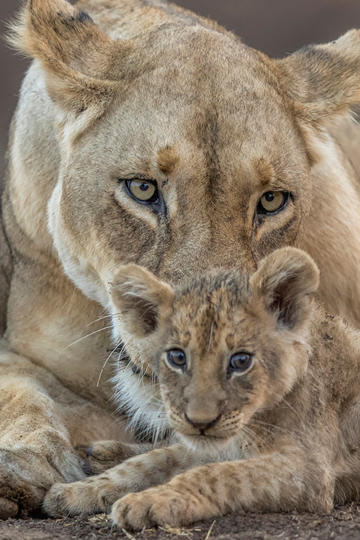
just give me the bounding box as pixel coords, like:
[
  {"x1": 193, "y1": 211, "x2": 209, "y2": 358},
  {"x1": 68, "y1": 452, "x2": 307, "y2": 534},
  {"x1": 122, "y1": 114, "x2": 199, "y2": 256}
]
[
  {"x1": 110, "y1": 247, "x2": 319, "y2": 447},
  {"x1": 10, "y1": 0, "x2": 360, "y2": 433}
]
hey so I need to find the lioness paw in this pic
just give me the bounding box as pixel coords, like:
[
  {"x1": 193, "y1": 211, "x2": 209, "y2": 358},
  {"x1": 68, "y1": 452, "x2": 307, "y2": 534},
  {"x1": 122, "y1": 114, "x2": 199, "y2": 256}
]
[
  {"x1": 0, "y1": 445, "x2": 84, "y2": 518},
  {"x1": 0, "y1": 497, "x2": 19, "y2": 520},
  {"x1": 0, "y1": 462, "x2": 45, "y2": 519},
  {"x1": 111, "y1": 487, "x2": 189, "y2": 530}
]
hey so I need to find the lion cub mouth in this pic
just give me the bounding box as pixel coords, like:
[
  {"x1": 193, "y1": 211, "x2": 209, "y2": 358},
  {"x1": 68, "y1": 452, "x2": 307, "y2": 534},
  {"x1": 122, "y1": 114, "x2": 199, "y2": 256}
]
[{"x1": 177, "y1": 431, "x2": 244, "y2": 457}]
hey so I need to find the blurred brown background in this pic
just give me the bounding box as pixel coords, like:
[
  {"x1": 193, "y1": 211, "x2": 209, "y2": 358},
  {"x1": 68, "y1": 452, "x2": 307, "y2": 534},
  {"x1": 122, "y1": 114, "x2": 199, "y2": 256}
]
[{"x1": 1, "y1": 0, "x2": 360, "y2": 176}]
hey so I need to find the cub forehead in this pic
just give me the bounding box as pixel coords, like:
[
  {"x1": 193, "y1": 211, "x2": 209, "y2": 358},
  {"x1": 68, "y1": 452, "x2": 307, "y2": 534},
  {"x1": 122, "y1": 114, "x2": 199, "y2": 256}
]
[
  {"x1": 168, "y1": 272, "x2": 252, "y2": 346},
  {"x1": 175, "y1": 272, "x2": 250, "y2": 310}
]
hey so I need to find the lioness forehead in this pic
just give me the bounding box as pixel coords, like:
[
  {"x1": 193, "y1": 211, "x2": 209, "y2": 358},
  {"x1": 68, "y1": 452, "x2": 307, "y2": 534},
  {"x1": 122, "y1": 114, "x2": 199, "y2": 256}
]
[
  {"x1": 80, "y1": 23, "x2": 303, "y2": 162},
  {"x1": 76, "y1": 26, "x2": 306, "y2": 206}
]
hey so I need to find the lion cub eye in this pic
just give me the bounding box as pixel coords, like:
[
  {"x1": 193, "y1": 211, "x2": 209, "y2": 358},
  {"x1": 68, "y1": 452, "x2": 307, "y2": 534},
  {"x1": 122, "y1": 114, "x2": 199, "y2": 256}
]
[
  {"x1": 125, "y1": 179, "x2": 159, "y2": 203},
  {"x1": 166, "y1": 349, "x2": 187, "y2": 370},
  {"x1": 257, "y1": 191, "x2": 289, "y2": 215},
  {"x1": 228, "y1": 352, "x2": 253, "y2": 375}
]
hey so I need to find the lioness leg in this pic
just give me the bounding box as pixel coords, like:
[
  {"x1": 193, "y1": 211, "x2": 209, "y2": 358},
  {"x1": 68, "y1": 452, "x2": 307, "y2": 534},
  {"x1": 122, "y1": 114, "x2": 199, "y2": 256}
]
[{"x1": 0, "y1": 344, "x2": 87, "y2": 517}]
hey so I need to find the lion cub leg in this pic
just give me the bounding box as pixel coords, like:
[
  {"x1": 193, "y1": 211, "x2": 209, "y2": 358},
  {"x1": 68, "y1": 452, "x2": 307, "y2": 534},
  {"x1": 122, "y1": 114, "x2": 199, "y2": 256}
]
[
  {"x1": 113, "y1": 448, "x2": 335, "y2": 530},
  {"x1": 78, "y1": 440, "x2": 153, "y2": 475},
  {"x1": 44, "y1": 443, "x2": 201, "y2": 516}
]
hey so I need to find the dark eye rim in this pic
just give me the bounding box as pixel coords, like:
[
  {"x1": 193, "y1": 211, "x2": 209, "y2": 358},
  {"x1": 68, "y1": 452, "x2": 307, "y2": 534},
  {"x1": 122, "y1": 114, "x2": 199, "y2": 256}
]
[
  {"x1": 228, "y1": 352, "x2": 254, "y2": 376},
  {"x1": 166, "y1": 349, "x2": 187, "y2": 371},
  {"x1": 257, "y1": 191, "x2": 290, "y2": 216},
  {"x1": 123, "y1": 178, "x2": 160, "y2": 205}
]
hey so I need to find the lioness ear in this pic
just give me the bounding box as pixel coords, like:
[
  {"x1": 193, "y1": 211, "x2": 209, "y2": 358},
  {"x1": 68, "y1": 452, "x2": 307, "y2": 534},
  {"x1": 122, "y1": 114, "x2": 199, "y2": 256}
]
[
  {"x1": 276, "y1": 30, "x2": 360, "y2": 123},
  {"x1": 109, "y1": 265, "x2": 174, "y2": 338},
  {"x1": 250, "y1": 248, "x2": 319, "y2": 330},
  {"x1": 9, "y1": 0, "x2": 130, "y2": 114}
]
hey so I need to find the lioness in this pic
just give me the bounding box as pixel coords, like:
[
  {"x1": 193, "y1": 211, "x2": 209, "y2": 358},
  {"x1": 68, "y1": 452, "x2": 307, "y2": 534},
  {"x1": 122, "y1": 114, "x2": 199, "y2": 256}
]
[
  {"x1": 43, "y1": 247, "x2": 360, "y2": 529},
  {"x1": 1, "y1": 0, "x2": 360, "y2": 518}
]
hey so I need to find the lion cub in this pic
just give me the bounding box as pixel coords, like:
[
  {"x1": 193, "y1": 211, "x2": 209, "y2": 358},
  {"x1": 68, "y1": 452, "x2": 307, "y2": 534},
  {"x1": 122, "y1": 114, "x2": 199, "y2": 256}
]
[{"x1": 44, "y1": 247, "x2": 360, "y2": 529}]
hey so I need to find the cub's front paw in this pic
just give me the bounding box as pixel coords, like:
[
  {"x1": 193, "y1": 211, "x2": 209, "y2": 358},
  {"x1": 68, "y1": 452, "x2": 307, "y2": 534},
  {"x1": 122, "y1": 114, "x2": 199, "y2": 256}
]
[
  {"x1": 43, "y1": 482, "x2": 87, "y2": 517},
  {"x1": 44, "y1": 475, "x2": 126, "y2": 517},
  {"x1": 111, "y1": 486, "x2": 189, "y2": 530}
]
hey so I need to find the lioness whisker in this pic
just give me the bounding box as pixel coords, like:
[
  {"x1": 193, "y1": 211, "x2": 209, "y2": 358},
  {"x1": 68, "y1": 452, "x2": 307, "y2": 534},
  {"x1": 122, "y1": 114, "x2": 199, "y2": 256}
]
[
  {"x1": 64, "y1": 325, "x2": 114, "y2": 350},
  {"x1": 86, "y1": 312, "x2": 122, "y2": 327},
  {"x1": 96, "y1": 342, "x2": 123, "y2": 388}
]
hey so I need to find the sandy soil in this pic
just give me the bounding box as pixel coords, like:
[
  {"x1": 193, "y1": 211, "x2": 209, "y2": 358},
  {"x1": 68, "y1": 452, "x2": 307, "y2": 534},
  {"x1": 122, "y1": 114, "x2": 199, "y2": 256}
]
[{"x1": 2, "y1": 505, "x2": 360, "y2": 540}]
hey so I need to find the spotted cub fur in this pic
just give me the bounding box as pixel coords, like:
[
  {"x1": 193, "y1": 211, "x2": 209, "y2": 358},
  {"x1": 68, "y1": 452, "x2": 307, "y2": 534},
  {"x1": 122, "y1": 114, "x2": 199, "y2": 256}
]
[{"x1": 44, "y1": 247, "x2": 360, "y2": 530}]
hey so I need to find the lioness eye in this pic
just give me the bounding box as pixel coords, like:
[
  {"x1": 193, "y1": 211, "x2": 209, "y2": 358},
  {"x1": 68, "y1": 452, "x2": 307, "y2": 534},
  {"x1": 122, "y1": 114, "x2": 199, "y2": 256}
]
[
  {"x1": 166, "y1": 349, "x2": 187, "y2": 370},
  {"x1": 125, "y1": 179, "x2": 159, "y2": 203},
  {"x1": 257, "y1": 191, "x2": 289, "y2": 215},
  {"x1": 228, "y1": 352, "x2": 253, "y2": 374}
]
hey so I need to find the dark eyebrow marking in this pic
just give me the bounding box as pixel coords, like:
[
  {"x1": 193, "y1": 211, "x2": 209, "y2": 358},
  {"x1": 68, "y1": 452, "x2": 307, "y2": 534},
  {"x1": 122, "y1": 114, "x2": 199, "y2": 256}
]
[
  {"x1": 157, "y1": 146, "x2": 179, "y2": 176},
  {"x1": 255, "y1": 158, "x2": 276, "y2": 187}
]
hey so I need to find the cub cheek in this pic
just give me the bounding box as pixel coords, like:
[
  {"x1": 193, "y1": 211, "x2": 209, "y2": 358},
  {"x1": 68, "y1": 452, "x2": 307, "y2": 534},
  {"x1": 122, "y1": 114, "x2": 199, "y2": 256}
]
[
  {"x1": 159, "y1": 364, "x2": 182, "y2": 386},
  {"x1": 232, "y1": 383, "x2": 269, "y2": 419},
  {"x1": 251, "y1": 386, "x2": 274, "y2": 414},
  {"x1": 160, "y1": 384, "x2": 183, "y2": 413}
]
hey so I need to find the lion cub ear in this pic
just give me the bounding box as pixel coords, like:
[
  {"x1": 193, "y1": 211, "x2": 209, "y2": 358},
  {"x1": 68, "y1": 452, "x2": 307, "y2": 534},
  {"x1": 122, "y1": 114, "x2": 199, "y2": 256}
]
[
  {"x1": 109, "y1": 265, "x2": 175, "y2": 338},
  {"x1": 276, "y1": 30, "x2": 360, "y2": 123},
  {"x1": 250, "y1": 248, "x2": 319, "y2": 331},
  {"x1": 9, "y1": 0, "x2": 131, "y2": 114}
]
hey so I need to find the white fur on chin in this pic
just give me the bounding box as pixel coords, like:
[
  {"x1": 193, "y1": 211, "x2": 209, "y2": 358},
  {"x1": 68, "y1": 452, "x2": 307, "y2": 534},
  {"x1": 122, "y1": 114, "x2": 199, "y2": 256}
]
[{"x1": 112, "y1": 360, "x2": 171, "y2": 443}]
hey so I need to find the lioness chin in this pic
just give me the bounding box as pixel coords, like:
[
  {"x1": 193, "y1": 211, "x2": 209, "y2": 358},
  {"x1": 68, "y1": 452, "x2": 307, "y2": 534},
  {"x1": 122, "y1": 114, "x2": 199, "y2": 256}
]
[
  {"x1": 1, "y1": 0, "x2": 360, "y2": 518},
  {"x1": 44, "y1": 247, "x2": 360, "y2": 529}
]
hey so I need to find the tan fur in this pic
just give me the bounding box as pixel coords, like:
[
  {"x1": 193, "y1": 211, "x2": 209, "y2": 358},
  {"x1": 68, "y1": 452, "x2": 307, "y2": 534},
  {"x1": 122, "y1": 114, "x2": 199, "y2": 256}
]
[
  {"x1": 2, "y1": 0, "x2": 360, "y2": 516},
  {"x1": 44, "y1": 249, "x2": 360, "y2": 530}
]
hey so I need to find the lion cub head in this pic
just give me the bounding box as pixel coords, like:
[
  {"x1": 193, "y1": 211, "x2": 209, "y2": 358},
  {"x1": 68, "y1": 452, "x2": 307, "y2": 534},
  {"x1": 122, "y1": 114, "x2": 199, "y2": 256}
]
[{"x1": 110, "y1": 247, "x2": 319, "y2": 446}]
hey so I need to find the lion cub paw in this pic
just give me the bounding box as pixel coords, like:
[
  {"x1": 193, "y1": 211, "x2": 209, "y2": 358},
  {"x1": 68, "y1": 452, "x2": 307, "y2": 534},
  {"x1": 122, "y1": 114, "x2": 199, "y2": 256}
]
[
  {"x1": 43, "y1": 482, "x2": 90, "y2": 517},
  {"x1": 43, "y1": 474, "x2": 129, "y2": 517},
  {"x1": 111, "y1": 486, "x2": 189, "y2": 530},
  {"x1": 77, "y1": 440, "x2": 138, "y2": 475},
  {"x1": 44, "y1": 480, "x2": 107, "y2": 516}
]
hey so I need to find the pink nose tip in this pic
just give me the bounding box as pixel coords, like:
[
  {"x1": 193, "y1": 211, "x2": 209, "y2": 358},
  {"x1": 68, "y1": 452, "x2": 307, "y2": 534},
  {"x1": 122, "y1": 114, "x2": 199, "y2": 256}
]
[{"x1": 184, "y1": 413, "x2": 221, "y2": 432}]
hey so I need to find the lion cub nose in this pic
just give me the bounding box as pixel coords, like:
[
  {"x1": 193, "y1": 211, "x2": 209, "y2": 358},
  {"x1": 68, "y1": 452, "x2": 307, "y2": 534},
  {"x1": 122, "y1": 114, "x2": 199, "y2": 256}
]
[{"x1": 184, "y1": 412, "x2": 221, "y2": 432}]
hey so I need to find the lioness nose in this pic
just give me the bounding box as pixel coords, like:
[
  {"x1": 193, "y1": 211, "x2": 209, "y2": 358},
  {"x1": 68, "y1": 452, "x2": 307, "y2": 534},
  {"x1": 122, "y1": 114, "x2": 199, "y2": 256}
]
[{"x1": 184, "y1": 412, "x2": 221, "y2": 432}]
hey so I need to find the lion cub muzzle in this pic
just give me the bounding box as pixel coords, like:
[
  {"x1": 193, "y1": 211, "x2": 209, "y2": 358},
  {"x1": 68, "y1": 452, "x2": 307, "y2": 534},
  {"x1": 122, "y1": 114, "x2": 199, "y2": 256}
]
[{"x1": 184, "y1": 412, "x2": 222, "y2": 434}]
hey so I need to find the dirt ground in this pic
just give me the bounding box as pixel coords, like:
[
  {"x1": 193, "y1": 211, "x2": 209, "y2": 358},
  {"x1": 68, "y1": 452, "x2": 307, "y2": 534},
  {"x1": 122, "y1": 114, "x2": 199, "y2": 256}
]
[{"x1": 2, "y1": 505, "x2": 360, "y2": 540}]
